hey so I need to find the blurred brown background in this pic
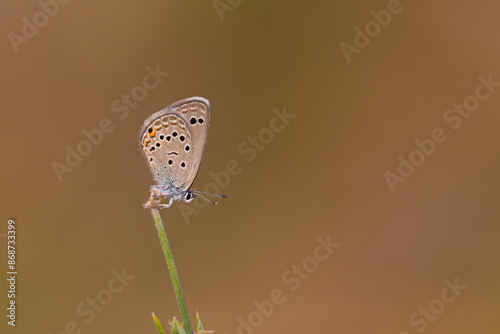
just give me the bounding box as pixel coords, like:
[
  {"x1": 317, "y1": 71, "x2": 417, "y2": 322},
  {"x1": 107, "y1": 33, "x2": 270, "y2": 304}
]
[{"x1": 1, "y1": 0, "x2": 500, "y2": 333}]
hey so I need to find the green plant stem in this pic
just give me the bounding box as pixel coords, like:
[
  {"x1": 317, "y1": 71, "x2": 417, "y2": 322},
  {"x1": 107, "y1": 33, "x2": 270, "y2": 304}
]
[{"x1": 151, "y1": 209, "x2": 193, "y2": 334}]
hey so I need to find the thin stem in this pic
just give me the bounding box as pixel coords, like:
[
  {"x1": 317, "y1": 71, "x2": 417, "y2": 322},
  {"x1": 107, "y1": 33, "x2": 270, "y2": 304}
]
[{"x1": 151, "y1": 209, "x2": 193, "y2": 334}]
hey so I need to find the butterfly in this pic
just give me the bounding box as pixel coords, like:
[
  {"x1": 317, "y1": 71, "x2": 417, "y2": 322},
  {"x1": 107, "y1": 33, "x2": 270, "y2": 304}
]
[{"x1": 139, "y1": 97, "x2": 226, "y2": 209}]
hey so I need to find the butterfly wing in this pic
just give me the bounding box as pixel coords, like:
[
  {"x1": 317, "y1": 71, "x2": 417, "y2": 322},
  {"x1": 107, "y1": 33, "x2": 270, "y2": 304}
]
[{"x1": 139, "y1": 97, "x2": 210, "y2": 190}]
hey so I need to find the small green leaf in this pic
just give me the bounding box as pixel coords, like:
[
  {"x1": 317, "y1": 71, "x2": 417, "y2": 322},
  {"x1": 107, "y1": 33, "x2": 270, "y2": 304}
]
[
  {"x1": 170, "y1": 318, "x2": 187, "y2": 334},
  {"x1": 196, "y1": 311, "x2": 203, "y2": 331},
  {"x1": 194, "y1": 312, "x2": 214, "y2": 334},
  {"x1": 152, "y1": 313, "x2": 167, "y2": 334}
]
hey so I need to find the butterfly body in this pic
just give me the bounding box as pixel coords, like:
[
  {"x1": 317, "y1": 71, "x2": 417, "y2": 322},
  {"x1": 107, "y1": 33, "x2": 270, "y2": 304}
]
[{"x1": 139, "y1": 97, "x2": 211, "y2": 208}]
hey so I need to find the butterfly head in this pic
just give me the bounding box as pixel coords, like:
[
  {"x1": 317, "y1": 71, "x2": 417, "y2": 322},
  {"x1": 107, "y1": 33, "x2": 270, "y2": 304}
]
[{"x1": 184, "y1": 190, "x2": 196, "y2": 203}]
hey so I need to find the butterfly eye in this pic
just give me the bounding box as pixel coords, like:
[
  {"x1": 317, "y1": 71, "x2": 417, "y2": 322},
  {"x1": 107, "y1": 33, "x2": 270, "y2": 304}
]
[{"x1": 184, "y1": 192, "x2": 195, "y2": 202}]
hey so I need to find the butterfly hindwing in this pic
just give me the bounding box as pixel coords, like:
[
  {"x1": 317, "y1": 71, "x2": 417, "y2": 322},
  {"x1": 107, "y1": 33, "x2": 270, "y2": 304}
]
[{"x1": 139, "y1": 97, "x2": 210, "y2": 190}]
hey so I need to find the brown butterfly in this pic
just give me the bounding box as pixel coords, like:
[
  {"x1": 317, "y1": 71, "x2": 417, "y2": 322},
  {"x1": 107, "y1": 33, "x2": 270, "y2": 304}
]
[{"x1": 139, "y1": 97, "x2": 225, "y2": 209}]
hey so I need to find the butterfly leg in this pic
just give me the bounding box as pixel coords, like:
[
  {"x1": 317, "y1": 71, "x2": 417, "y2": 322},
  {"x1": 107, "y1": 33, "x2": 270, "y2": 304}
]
[{"x1": 157, "y1": 197, "x2": 173, "y2": 209}]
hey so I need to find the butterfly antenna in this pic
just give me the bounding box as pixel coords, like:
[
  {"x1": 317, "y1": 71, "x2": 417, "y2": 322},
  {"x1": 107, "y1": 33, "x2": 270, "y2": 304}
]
[
  {"x1": 192, "y1": 190, "x2": 227, "y2": 199},
  {"x1": 194, "y1": 193, "x2": 219, "y2": 205}
]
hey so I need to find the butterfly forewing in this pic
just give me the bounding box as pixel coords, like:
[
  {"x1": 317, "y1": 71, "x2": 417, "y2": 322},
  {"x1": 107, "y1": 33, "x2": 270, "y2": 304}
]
[{"x1": 139, "y1": 97, "x2": 210, "y2": 190}]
